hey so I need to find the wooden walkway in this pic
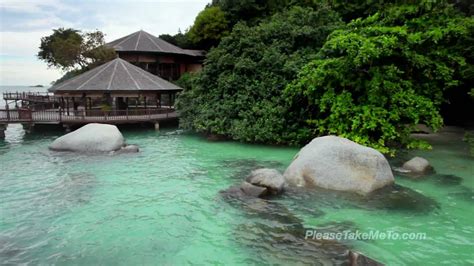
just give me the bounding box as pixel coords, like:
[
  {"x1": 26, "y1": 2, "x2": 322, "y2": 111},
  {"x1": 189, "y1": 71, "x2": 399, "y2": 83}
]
[{"x1": 0, "y1": 108, "x2": 178, "y2": 125}]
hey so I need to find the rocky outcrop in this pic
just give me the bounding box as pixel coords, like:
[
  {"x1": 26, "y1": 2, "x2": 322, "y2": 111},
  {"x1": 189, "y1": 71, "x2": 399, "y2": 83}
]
[
  {"x1": 221, "y1": 168, "x2": 285, "y2": 199},
  {"x1": 284, "y1": 136, "x2": 394, "y2": 195},
  {"x1": 49, "y1": 123, "x2": 124, "y2": 152},
  {"x1": 246, "y1": 168, "x2": 285, "y2": 195},
  {"x1": 401, "y1": 157, "x2": 432, "y2": 175}
]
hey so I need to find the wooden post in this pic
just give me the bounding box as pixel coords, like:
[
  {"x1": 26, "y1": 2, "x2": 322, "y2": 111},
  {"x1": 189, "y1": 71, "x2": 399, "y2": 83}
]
[
  {"x1": 0, "y1": 124, "x2": 6, "y2": 139},
  {"x1": 66, "y1": 98, "x2": 70, "y2": 116},
  {"x1": 144, "y1": 96, "x2": 147, "y2": 110},
  {"x1": 5, "y1": 104, "x2": 10, "y2": 121}
]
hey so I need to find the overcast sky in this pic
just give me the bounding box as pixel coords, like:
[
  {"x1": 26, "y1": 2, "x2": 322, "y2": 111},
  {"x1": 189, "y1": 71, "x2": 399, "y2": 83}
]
[{"x1": 0, "y1": 0, "x2": 209, "y2": 86}]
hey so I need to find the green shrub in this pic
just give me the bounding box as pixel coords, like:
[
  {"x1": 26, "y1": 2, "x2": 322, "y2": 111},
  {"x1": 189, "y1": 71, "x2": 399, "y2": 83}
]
[{"x1": 285, "y1": 1, "x2": 473, "y2": 154}]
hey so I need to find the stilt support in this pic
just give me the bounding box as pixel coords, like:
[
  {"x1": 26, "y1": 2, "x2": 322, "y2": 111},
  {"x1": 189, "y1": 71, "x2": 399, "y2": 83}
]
[
  {"x1": 22, "y1": 123, "x2": 34, "y2": 133},
  {"x1": 0, "y1": 124, "x2": 6, "y2": 139},
  {"x1": 63, "y1": 124, "x2": 71, "y2": 132},
  {"x1": 154, "y1": 122, "x2": 160, "y2": 131}
]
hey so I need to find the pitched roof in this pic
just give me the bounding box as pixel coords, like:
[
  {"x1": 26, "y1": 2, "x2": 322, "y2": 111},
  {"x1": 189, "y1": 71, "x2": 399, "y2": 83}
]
[
  {"x1": 107, "y1": 30, "x2": 204, "y2": 57},
  {"x1": 49, "y1": 58, "x2": 183, "y2": 92}
]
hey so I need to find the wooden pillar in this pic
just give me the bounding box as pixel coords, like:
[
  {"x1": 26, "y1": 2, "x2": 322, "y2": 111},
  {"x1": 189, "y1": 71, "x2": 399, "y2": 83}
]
[
  {"x1": 0, "y1": 124, "x2": 6, "y2": 139},
  {"x1": 66, "y1": 97, "x2": 70, "y2": 115},
  {"x1": 61, "y1": 97, "x2": 64, "y2": 114},
  {"x1": 125, "y1": 97, "x2": 129, "y2": 109},
  {"x1": 82, "y1": 96, "x2": 87, "y2": 110},
  {"x1": 144, "y1": 96, "x2": 147, "y2": 110},
  {"x1": 72, "y1": 97, "x2": 77, "y2": 112}
]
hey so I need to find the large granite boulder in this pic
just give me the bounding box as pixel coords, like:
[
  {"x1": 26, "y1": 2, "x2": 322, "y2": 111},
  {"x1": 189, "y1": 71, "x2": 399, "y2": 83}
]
[
  {"x1": 246, "y1": 168, "x2": 285, "y2": 195},
  {"x1": 402, "y1": 157, "x2": 432, "y2": 175},
  {"x1": 284, "y1": 136, "x2": 394, "y2": 195},
  {"x1": 49, "y1": 123, "x2": 124, "y2": 152}
]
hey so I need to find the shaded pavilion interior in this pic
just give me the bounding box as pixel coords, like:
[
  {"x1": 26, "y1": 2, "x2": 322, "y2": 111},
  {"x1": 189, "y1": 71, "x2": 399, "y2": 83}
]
[{"x1": 48, "y1": 58, "x2": 183, "y2": 115}]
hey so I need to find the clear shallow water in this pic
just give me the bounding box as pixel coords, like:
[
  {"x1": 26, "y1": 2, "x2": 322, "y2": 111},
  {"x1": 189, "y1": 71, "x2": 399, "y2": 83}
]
[{"x1": 0, "y1": 124, "x2": 473, "y2": 265}]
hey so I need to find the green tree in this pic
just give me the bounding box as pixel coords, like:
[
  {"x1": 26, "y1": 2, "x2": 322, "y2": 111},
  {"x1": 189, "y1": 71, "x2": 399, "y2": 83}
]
[
  {"x1": 187, "y1": 6, "x2": 230, "y2": 50},
  {"x1": 177, "y1": 6, "x2": 342, "y2": 143},
  {"x1": 38, "y1": 28, "x2": 115, "y2": 72},
  {"x1": 285, "y1": 1, "x2": 474, "y2": 154},
  {"x1": 159, "y1": 30, "x2": 194, "y2": 49}
]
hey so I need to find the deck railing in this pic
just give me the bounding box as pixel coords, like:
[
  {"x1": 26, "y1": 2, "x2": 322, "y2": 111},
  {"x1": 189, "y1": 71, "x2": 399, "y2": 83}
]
[
  {"x1": 3, "y1": 91, "x2": 58, "y2": 103},
  {"x1": 0, "y1": 108, "x2": 176, "y2": 124}
]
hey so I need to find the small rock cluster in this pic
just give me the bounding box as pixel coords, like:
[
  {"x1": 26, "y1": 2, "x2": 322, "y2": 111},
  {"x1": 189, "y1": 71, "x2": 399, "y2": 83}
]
[{"x1": 225, "y1": 168, "x2": 286, "y2": 198}]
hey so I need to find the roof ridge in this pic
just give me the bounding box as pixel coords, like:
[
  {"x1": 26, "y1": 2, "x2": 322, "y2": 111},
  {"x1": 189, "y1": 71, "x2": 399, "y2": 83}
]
[
  {"x1": 106, "y1": 60, "x2": 119, "y2": 90},
  {"x1": 144, "y1": 32, "x2": 165, "y2": 52},
  {"x1": 134, "y1": 30, "x2": 142, "y2": 50},
  {"x1": 113, "y1": 31, "x2": 139, "y2": 48},
  {"x1": 119, "y1": 60, "x2": 142, "y2": 90},
  {"x1": 75, "y1": 60, "x2": 114, "y2": 90},
  {"x1": 53, "y1": 60, "x2": 113, "y2": 90}
]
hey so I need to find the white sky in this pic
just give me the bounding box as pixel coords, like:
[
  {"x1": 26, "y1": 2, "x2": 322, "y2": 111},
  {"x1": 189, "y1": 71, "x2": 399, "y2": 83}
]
[{"x1": 0, "y1": 0, "x2": 209, "y2": 85}]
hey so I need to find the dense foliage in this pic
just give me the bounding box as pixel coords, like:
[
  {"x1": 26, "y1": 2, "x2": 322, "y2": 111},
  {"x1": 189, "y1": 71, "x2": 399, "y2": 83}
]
[
  {"x1": 38, "y1": 28, "x2": 115, "y2": 71},
  {"x1": 286, "y1": 1, "x2": 474, "y2": 153},
  {"x1": 38, "y1": 28, "x2": 115, "y2": 84},
  {"x1": 177, "y1": 0, "x2": 474, "y2": 154},
  {"x1": 187, "y1": 6, "x2": 229, "y2": 50},
  {"x1": 177, "y1": 6, "x2": 342, "y2": 143}
]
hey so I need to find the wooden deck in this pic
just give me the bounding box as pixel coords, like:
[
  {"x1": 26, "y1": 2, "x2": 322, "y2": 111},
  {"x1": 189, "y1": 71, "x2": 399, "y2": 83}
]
[{"x1": 0, "y1": 108, "x2": 178, "y2": 125}]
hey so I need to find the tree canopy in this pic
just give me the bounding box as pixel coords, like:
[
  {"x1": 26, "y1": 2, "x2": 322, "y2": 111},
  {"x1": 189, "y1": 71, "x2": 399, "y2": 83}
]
[
  {"x1": 286, "y1": 1, "x2": 473, "y2": 154},
  {"x1": 38, "y1": 28, "x2": 115, "y2": 77},
  {"x1": 187, "y1": 6, "x2": 230, "y2": 50},
  {"x1": 176, "y1": 0, "x2": 474, "y2": 154},
  {"x1": 177, "y1": 6, "x2": 342, "y2": 143}
]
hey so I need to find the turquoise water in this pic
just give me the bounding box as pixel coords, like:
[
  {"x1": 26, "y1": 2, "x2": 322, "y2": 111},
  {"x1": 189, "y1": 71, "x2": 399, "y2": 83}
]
[{"x1": 0, "y1": 125, "x2": 473, "y2": 265}]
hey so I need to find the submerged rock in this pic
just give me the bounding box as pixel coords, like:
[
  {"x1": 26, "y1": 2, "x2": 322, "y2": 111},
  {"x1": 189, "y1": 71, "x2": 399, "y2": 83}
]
[
  {"x1": 349, "y1": 251, "x2": 384, "y2": 266},
  {"x1": 113, "y1": 144, "x2": 140, "y2": 154},
  {"x1": 448, "y1": 187, "x2": 474, "y2": 202},
  {"x1": 401, "y1": 156, "x2": 432, "y2": 176},
  {"x1": 49, "y1": 123, "x2": 124, "y2": 152},
  {"x1": 368, "y1": 184, "x2": 439, "y2": 212},
  {"x1": 284, "y1": 184, "x2": 439, "y2": 214},
  {"x1": 284, "y1": 136, "x2": 394, "y2": 195},
  {"x1": 432, "y1": 174, "x2": 463, "y2": 186},
  {"x1": 246, "y1": 168, "x2": 285, "y2": 195},
  {"x1": 220, "y1": 189, "x2": 350, "y2": 265},
  {"x1": 240, "y1": 181, "x2": 268, "y2": 197},
  {"x1": 221, "y1": 158, "x2": 285, "y2": 181}
]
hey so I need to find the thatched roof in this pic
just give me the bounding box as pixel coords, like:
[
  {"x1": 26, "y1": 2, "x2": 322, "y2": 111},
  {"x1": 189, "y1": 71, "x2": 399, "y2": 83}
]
[
  {"x1": 107, "y1": 30, "x2": 204, "y2": 57},
  {"x1": 49, "y1": 58, "x2": 183, "y2": 92}
]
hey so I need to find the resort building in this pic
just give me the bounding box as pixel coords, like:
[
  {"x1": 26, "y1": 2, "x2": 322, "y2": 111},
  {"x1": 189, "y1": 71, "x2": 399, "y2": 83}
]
[
  {"x1": 1, "y1": 58, "x2": 182, "y2": 133},
  {"x1": 48, "y1": 57, "x2": 182, "y2": 112},
  {"x1": 107, "y1": 30, "x2": 205, "y2": 81}
]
